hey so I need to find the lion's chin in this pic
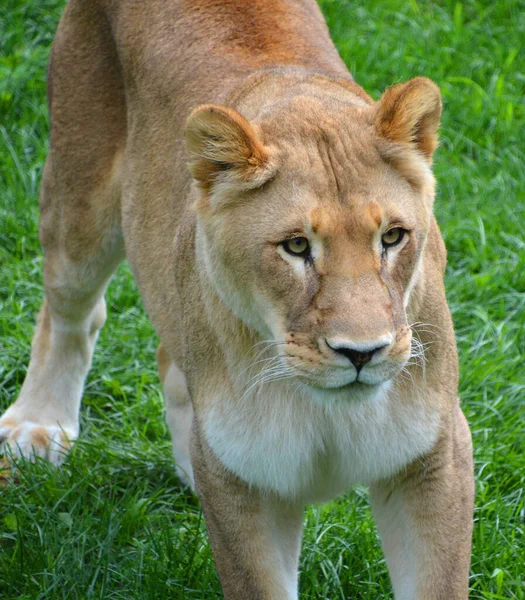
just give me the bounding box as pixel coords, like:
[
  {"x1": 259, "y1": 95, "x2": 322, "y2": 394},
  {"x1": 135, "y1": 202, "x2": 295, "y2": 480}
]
[{"x1": 305, "y1": 379, "x2": 392, "y2": 405}]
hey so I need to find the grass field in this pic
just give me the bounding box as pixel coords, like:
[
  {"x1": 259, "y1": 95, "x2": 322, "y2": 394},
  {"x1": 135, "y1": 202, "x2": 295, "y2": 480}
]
[{"x1": 1, "y1": 0, "x2": 524, "y2": 598}]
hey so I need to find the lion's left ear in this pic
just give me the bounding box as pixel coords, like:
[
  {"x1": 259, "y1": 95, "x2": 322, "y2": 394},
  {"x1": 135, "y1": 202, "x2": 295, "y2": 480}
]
[
  {"x1": 185, "y1": 104, "x2": 274, "y2": 192},
  {"x1": 376, "y1": 77, "x2": 442, "y2": 160}
]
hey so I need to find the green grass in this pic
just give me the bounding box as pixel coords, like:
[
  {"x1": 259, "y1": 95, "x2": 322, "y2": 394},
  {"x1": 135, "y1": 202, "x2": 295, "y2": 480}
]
[{"x1": 1, "y1": 0, "x2": 524, "y2": 598}]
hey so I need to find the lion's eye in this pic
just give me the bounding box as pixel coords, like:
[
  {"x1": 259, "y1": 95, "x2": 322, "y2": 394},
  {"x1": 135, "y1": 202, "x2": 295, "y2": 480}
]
[
  {"x1": 382, "y1": 228, "x2": 406, "y2": 249},
  {"x1": 283, "y1": 237, "x2": 310, "y2": 257}
]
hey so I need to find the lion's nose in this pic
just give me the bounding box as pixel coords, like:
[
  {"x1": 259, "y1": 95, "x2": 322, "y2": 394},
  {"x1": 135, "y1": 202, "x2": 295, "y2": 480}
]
[{"x1": 326, "y1": 340, "x2": 390, "y2": 371}]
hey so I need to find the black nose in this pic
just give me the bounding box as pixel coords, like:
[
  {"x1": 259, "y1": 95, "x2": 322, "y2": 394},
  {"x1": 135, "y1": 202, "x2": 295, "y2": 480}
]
[{"x1": 327, "y1": 343, "x2": 387, "y2": 371}]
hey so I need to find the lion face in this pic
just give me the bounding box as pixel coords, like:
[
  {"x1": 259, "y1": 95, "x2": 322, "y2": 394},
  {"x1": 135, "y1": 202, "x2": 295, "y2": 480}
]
[{"x1": 186, "y1": 78, "x2": 441, "y2": 391}]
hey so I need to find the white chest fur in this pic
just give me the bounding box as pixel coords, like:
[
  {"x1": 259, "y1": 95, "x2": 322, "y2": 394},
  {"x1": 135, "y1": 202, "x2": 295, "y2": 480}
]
[{"x1": 203, "y1": 380, "x2": 441, "y2": 503}]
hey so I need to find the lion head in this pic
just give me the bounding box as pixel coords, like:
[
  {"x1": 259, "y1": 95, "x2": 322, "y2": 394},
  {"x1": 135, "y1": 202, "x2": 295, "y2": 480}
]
[{"x1": 185, "y1": 76, "x2": 441, "y2": 394}]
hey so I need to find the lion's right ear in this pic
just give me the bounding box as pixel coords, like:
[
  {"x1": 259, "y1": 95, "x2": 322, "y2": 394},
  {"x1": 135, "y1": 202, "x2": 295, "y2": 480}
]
[{"x1": 185, "y1": 105, "x2": 275, "y2": 194}]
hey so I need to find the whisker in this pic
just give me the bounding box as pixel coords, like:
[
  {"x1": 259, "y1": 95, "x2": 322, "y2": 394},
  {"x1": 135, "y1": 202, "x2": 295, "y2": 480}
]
[
  {"x1": 239, "y1": 360, "x2": 296, "y2": 402},
  {"x1": 237, "y1": 355, "x2": 283, "y2": 379}
]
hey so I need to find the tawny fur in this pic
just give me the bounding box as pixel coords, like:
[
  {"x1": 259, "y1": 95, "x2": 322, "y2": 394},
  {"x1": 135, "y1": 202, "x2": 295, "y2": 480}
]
[{"x1": 1, "y1": 1, "x2": 473, "y2": 598}]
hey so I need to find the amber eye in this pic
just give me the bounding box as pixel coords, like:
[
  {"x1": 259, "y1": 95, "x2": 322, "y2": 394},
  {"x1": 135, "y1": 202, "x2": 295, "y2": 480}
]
[
  {"x1": 282, "y1": 237, "x2": 310, "y2": 257},
  {"x1": 382, "y1": 228, "x2": 406, "y2": 249}
]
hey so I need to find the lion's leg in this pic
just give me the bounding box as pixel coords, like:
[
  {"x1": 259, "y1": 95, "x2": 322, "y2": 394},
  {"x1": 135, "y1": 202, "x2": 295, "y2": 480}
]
[
  {"x1": 0, "y1": 1, "x2": 126, "y2": 466},
  {"x1": 0, "y1": 258, "x2": 118, "y2": 465},
  {"x1": 191, "y1": 429, "x2": 304, "y2": 600},
  {"x1": 369, "y1": 408, "x2": 474, "y2": 600},
  {"x1": 156, "y1": 344, "x2": 195, "y2": 488}
]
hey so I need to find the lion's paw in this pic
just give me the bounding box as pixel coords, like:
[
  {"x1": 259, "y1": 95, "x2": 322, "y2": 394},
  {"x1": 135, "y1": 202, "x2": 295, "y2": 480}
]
[{"x1": 0, "y1": 418, "x2": 75, "y2": 469}]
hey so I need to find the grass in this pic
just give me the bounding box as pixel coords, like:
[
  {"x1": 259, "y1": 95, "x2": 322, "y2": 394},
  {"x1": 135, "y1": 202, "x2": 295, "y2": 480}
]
[{"x1": 1, "y1": 0, "x2": 524, "y2": 598}]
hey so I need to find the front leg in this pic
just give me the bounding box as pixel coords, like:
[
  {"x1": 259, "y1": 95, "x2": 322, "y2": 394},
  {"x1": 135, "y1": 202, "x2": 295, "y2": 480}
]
[
  {"x1": 191, "y1": 427, "x2": 303, "y2": 600},
  {"x1": 370, "y1": 407, "x2": 474, "y2": 600}
]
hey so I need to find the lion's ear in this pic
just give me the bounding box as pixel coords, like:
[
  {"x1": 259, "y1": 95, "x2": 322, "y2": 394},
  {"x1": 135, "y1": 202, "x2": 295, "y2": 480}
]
[
  {"x1": 376, "y1": 77, "x2": 442, "y2": 160},
  {"x1": 185, "y1": 105, "x2": 274, "y2": 192}
]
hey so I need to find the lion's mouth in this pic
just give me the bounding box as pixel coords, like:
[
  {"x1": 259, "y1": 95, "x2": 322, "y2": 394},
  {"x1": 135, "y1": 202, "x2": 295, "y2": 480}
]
[
  {"x1": 287, "y1": 357, "x2": 404, "y2": 392},
  {"x1": 294, "y1": 369, "x2": 379, "y2": 390}
]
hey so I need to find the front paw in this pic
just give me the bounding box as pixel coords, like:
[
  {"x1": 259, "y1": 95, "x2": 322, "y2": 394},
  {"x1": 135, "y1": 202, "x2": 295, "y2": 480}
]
[{"x1": 0, "y1": 418, "x2": 76, "y2": 468}]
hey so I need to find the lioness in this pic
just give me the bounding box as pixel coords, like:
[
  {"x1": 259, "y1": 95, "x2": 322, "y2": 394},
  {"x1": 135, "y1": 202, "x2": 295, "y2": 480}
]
[{"x1": 0, "y1": 0, "x2": 474, "y2": 597}]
